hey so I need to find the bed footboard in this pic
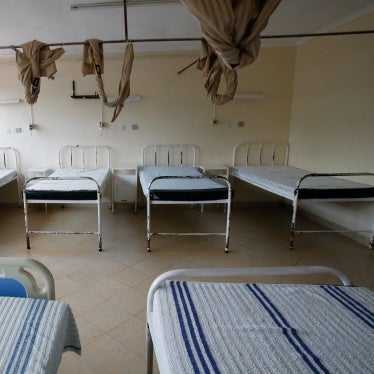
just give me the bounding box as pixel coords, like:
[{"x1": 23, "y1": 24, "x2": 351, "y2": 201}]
[
  {"x1": 146, "y1": 175, "x2": 232, "y2": 253},
  {"x1": 23, "y1": 176, "x2": 104, "y2": 251},
  {"x1": 146, "y1": 265, "x2": 353, "y2": 374}
]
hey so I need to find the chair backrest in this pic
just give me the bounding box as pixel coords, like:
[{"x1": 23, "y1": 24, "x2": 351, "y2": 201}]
[
  {"x1": 0, "y1": 277, "x2": 27, "y2": 298},
  {"x1": 0, "y1": 257, "x2": 55, "y2": 300}
]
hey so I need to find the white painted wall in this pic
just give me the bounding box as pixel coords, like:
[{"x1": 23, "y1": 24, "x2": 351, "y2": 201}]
[
  {"x1": 288, "y1": 12, "x2": 374, "y2": 244},
  {"x1": 1, "y1": 9, "x2": 373, "y2": 247},
  {"x1": 0, "y1": 47, "x2": 295, "y2": 202}
]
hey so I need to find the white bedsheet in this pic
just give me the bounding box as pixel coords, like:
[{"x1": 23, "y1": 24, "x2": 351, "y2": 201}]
[
  {"x1": 0, "y1": 296, "x2": 81, "y2": 373},
  {"x1": 151, "y1": 281, "x2": 374, "y2": 373},
  {"x1": 139, "y1": 166, "x2": 225, "y2": 196},
  {"x1": 233, "y1": 165, "x2": 372, "y2": 200},
  {"x1": 25, "y1": 168, "x2": 111, "y2": 192},
  {"x1": 0, "y1": 169, "x2": 17, "y2": 188}
]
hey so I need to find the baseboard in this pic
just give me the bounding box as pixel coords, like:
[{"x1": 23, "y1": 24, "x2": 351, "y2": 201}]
[{"x1": 298, "y1": 207, "x2": 372, "y2": 248}]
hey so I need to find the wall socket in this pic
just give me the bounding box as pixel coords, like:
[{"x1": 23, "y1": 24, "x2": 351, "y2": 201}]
[
  {"x1": 227, "y1": 121, "x2": 244, "y2": 128},
  {"x1": 7, "y1": 127, "x2": 22, "y2": 134},
  {"x1": 122, "y1": 124, "x2": 139, "y2": 131}
]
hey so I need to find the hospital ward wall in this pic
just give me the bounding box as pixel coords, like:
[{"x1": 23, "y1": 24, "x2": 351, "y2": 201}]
[
  {"x1": 288, "y1": 12, "x2": 374, "y2": 245},
  {"x1": 0, "y1": 46, "x2": 295, "y2": 204}
]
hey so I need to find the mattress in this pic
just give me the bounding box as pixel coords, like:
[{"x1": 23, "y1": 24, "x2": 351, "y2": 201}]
[
  {"x1": 24, "y1": 168, "x2": 111, "y2": 200},
  {"x1": 139, "y1": 166, "x2": 228, "y2": 201},
  {"x1": 0, "y1": 169, "x2": 17, "y2": 188},
  {"x1": 233, "y1": 165, "x2": 374, "y2": 200},
  {"x1": 151, "y1": 281, "x2": 374, "y2": 373}
]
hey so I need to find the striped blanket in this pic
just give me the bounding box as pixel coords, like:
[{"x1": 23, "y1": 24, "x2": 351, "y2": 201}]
[
  {"x1": 152, "y1": 281, "x2": 374, "y2": 373},
  {"x1": 0, "y1": 297, "x2": 81, "y2": 374}
]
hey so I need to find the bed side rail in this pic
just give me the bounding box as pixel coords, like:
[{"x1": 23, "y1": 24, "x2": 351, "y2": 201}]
[
  {"x1": 0, "y1": 147, "x2": 21, "y2": 206},
  {"x1": 147, "y1": 266, "x2": 352, "y2": 312},
  {"x1": 59, "y1": 145, "x2": 111, "y2": 169},
  {"x1": 232, "y1": 141, "x2": 289, "y2": 167},
  {"x1": 295, "y1": 172, "x2": 374, "y2": 190},
  {"x1": 141, "y1": 144, "x2": 197, "y2": 167}
]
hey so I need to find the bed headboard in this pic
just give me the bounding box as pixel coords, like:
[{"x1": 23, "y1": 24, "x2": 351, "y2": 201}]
[
  {"x1": 232, "y1": 142, "x2": 289, "y2": 167},
  {"x1": 58, "y1": 145, "x2": 111, "y2": 169},
  {"x1": 141, "y1": 144, "x2": 197, "y2": 167},
  {"x1": 0, "y1": 147, "x2": 20, "y2": 172}
]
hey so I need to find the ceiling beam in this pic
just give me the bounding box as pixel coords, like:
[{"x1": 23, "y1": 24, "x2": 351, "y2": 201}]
[{"x1": 71, "y1": 0, "x2": 179, "y2": 10}]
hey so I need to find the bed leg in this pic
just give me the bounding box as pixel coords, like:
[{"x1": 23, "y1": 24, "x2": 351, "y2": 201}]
[
  {"x1": 98, "y1": 236, "x2": 102, "y2": 252},
  {"x1": 289, "y1": 195, "x2": 299, "y2": 250},
  {"x1": 369, "y1": 236, "x2": 374, "y2": 250},
  {"x1": 146, "y1": 323, "x2": 154, "y2": 374},
  {"x1": 289, "y1": 229, "x2": 295, "y2": 250},
  {"x1": 147, "y1": 196, "x2": 151, "y2": 252},
  {"x1": 23, "y1": 191, "x2": 31, "y2": 250},
  {"x1": 224, "y1": 238, "x2": 230, "y2": 253}
]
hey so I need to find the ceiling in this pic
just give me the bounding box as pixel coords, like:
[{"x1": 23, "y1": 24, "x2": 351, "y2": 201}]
[{"x1": 0, "y1": 0, "x2": 373, "y2": 58}]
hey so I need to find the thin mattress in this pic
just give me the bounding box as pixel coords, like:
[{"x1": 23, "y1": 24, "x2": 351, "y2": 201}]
[
  {"x1": 0, "y1": 169, "x2": 17, "y2": 188},
  {"x1": 233, "y1": 165, "x2": 374, "y2": 200},
  {"x1": 150, "y1": 280, "x2": 374, "y2": 373},
  {"x1": 24, "y1": 168, "x2": 111, "y2": 200},
  {"x1": 139, "y1": 166, "x2": 228, "y2": 201}
]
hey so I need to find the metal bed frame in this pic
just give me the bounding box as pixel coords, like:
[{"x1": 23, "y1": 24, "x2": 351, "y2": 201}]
[
  {"x1": 141, "y1": 144, "x2": 232, "y2": 252},
  {"x1": 146, "y1": 265, "x2": 353, "y2": 374},
  {"x1": 23, "y1": 145, "x2": 111, "y2": 251},
  {"x1": 0, "y1": 147, "x2": 21, "y2": 207},
  {"x1": 232, "y1": 141, "x2": 374, "y2": 250}
]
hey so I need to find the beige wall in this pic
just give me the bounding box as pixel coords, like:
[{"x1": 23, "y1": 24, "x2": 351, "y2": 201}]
[
  {"x1": 1, "y1": 10, "x2": 373, "y2": 246},
  {"x1": 289, "y1": 12, "x2": 374, "y2": 243},
  {"x1": 0, "y1": 46, "x2": 295, "y2": 202}
]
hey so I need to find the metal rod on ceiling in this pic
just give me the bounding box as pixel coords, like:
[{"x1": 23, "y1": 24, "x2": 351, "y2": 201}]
[
  {"x1": 71, "y1": 0, "x2": 178, "y2": 9},
  {"x1": 1, "y1": 30, "x2": 373, "y2": 51},
  {"x1": 123, "y1": 0, "x2": 128, "y2": 40}
]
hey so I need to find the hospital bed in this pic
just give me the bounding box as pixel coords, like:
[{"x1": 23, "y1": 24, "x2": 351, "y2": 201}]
[
  {"x1": 23, "y1": 145, "x2": 111, "y2": 251},
  {"x1": 146, "y1": 266, "x2": 374, "y2": 374},
  {"x1": 232, "y1": 142, "x2": 374, "y2": 249},
  {"x1": 139, "y1": 144, "x2": 232, "y2": 252},
  {"x1": 0, "y1": 147, "x2": 21, "y2": 207}
]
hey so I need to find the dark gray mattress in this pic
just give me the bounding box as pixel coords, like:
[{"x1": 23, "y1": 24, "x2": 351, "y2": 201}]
[{"x1": 139, "y1": 167, "x2": 228, "y2": 201}]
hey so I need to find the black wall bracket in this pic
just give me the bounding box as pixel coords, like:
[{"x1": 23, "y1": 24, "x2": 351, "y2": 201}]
[{"x1": 71, "y1": 81, "x2": 99, "y2": 99}]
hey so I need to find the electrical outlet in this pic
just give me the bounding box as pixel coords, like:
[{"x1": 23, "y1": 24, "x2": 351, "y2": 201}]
[
  {"x1": 7, "y1": 127, "x2": 22, "y2": 134},
  {"x1": 227, "y1": 121, "x2": 244, "y2": 128},
  {"x1": 122, "y1": 124, "x2": 138, "y2": 131}
]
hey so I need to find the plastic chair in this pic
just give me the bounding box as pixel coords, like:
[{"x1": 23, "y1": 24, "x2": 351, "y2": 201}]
[
  {"x1": 0, "y1": 257, "x2": 55, "y2": 300},
  {"x1": 0, "y1": 277, "x2": 28, "y2": 297}
]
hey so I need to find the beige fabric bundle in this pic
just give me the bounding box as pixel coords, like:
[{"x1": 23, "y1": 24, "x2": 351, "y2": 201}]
[
  {"x1": 181, "y1": 0, "x2": 281, "y2": 104},
  {"x1": 82, "y1": 39, "x2": 134, "y2": 122},
  {"x1": 197, "y1": 39, "x2": 238, "y2": 105},
  {"x1": 15, "y1": 40, "x2": 65, "y2": 105}
]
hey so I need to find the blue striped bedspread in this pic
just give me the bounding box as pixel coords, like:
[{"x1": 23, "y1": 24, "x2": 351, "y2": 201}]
[
  {"x1": 0, "y1": 297, "x2": 81, "y2": 374},
  {"x1": 152, "y1": 281, "x2": 374, "y2": 373}
]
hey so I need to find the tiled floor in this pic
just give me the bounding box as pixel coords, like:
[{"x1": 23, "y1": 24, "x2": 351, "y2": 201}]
[{"x1": 0, "y1": 203, "x2": 373, "y2": 373}]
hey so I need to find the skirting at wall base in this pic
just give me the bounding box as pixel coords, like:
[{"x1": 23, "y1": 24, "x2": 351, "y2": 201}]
[{"x1": 298, "y1": 206, "x2": 372, "y2": 248}]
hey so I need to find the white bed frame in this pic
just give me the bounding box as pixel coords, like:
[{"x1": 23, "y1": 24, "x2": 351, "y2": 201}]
[
  {"x1": 141, "y1": 144, "x2": 232, "y2": 252},
  {"x1": 0, "y1": 147, "x2": 21, "y2": 207},
  {"x1": 146, "y1": 265, "x2": 352, "y2": 373},
  {"x1": 23, "y1": 145, "x2": 111, "y2": 251},
  {"x1": 232, "y1": 141, "x2": 374, "y2": 250}
]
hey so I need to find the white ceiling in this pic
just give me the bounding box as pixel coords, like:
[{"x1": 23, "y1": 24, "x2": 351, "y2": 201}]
[{"x1": 0, "y1": 0, "x2": 373, "y2": 58}]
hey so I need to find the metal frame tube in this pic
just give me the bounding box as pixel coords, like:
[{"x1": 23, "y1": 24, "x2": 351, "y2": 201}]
[{"x1": 146, "y1": 175, "x2": 231, "y2": 253}]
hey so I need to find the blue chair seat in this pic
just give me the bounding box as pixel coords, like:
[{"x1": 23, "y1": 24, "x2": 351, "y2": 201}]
[{"x1": 0, "y1": 277, "x2": 27, "y2": 298}]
